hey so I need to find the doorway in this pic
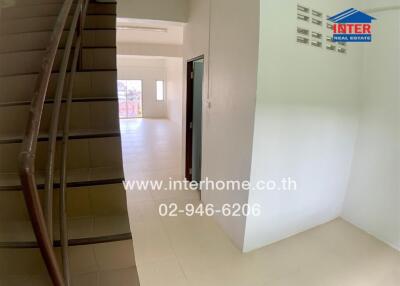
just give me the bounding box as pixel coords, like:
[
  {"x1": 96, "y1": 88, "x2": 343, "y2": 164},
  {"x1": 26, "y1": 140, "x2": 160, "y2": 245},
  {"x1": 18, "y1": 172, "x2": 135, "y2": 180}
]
[
  {"x1": 118, "y1": 80, "x2": 143, "y2": 118},
  {"x1": 185, "y1": 57, "x2": 204, "y2": 182}
]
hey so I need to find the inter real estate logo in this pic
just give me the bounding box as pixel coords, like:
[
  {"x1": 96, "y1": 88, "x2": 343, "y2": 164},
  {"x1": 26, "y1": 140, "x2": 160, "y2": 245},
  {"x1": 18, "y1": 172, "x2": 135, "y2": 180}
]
[{"x1": 328, "y1": 8, "x2": 376, "y2": 42}]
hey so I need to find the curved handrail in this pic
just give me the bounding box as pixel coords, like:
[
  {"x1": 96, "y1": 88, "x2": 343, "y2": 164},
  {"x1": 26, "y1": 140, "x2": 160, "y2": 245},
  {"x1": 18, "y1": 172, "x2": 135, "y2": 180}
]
[
  {"x1": 43, "y1": 0, "x2": 84, "y2": 245},
  {"x1": 18, "y1": 0, "x2": 89, "y2": 285},
  {"x1": 59, "y1": 34, "x2": 83, "y2": 286}
]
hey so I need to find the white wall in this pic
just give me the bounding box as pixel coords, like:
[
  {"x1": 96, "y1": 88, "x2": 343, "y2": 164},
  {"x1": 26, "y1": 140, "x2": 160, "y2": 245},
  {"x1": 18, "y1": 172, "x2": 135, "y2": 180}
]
[
  {"x1": 117, "y1": 56, "x2": 168, "y2": 118},
  {"x1": 183, "y1": 0, "x2": 260, "y2": 249},
  {"x1": 362, "y1": 0, "x2": 400, "y2": 10},
  {"x1": 184, "y1": 0, "x2": 399, "y2": 253},
  {"x1": 244, "y1": 0, "x2": 362, "y2": 252},
  {"x1": 166, "y1": 58, "x2": 183, "y2": 125},
  {"x1": 117, "y1": 0, "x2": 188, "y2": 23},
  {"x1": 342, "y1": 6, "x2": 400, "y2": 251},
  {"x1": 166, "y1": 58, "x2": 184, "y2": 176},
  {"x1": 118, "y1": 42, "x2": 183, "y2": 58}
]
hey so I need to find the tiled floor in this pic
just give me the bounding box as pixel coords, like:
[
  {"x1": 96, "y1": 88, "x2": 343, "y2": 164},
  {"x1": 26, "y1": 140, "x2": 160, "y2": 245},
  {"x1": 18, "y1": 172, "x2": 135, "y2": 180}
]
[{"x1": 121, "y1": 118, "x2": 400, "y2": 286}]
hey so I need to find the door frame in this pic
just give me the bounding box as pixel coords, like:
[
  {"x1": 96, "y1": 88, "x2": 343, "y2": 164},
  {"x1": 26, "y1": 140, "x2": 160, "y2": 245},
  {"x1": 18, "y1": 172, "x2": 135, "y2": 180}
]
[{"x1": 185, "y1": 55, "x2": 204, "y2": 181}]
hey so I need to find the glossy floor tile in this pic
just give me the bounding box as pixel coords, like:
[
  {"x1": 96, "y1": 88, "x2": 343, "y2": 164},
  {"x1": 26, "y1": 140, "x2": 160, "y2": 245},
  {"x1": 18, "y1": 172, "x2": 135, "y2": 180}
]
[{"x1": 121, "y1": 118, "x2": 400, "y2": 286}]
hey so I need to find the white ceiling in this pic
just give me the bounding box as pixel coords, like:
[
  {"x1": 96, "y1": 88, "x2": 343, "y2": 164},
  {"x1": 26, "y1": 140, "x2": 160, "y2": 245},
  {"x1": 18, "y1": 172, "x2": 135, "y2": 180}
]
[{"x1": 117, "y1": 18, "x2": 184, "y2": 45}]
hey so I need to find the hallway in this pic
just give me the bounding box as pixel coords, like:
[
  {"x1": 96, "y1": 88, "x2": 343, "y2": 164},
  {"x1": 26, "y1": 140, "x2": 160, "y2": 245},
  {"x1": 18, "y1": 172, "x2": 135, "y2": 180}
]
[
  {"x1": 120, "y1": 118, "x2": 183, "y2": 181},
  {"x1": 120, "y1": 119, "x2": 400, "y2": 286}
]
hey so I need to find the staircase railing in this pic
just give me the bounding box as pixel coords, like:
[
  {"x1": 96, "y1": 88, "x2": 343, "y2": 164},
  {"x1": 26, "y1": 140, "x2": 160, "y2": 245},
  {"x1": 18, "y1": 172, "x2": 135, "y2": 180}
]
[{"x1": 18, "y1": 0, "x2": 90, "y2": 285}]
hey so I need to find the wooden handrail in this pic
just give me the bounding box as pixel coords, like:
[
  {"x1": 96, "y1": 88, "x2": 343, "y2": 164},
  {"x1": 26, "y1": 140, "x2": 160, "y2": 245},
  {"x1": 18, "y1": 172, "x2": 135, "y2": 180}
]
[{"x1": 18, "y1": 0, "x2": 90, "y2": 285}]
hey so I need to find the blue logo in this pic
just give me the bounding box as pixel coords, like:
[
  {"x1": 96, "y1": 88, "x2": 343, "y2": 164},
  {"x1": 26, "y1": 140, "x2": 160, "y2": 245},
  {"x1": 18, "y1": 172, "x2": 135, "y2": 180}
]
[{"x1": 328, "y1": 8, "x2": 376, "y2": 42}]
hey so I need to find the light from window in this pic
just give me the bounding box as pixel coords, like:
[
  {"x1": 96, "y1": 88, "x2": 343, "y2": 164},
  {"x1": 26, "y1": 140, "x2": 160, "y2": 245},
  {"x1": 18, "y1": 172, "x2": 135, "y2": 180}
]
[
  {"x1": 117, "y1": 80, "x2": 143, "y2": 118},
  {"x1": 156, "y1": 80, "x2": 165, "y2": 101}
]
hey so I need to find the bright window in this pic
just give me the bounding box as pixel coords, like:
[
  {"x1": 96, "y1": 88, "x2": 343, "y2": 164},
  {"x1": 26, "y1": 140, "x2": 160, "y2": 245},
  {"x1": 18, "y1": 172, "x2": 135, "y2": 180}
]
[
  {"x1": 156, "y1": 80, "x2": 165, "y2": 101},
  {"x1": 117, "y1": 80, "x2": 143, "y2": 118}
]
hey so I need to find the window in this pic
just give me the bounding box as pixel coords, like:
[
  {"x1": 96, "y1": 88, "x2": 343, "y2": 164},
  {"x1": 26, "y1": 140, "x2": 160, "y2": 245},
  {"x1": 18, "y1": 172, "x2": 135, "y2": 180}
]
[
  {"x1": 117, "y1": 80, "x2": 143, "y2": 118},
  {"x1": 156, "y1": 80, "x2": 165, "y2": 101}
]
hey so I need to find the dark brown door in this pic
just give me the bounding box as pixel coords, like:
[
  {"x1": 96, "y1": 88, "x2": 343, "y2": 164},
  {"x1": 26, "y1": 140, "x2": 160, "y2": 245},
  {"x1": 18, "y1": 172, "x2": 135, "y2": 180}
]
[
  {"x1": 185, "y1": 61, "x2": 194, "y2": 181},
  {"x1": 185, "y1": 57, "x2": 204, "y2": 182}
]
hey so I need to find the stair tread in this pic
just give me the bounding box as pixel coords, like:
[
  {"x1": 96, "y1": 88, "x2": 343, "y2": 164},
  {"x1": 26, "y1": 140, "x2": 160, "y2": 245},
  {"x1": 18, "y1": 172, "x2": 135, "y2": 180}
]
[
  {"x1": 0, "y1": 47, "x2": 117, "y2": 77},
  {"x1": 0, "y1": 28, "x2": 116, "y2": 38},
  {"x1": 0, "y1": 129, "x2": 121, "y2": 144},
  {"x1": 0, "y1": 167, "x2": 124, "y2": 190},
  {"x1": 0, "y1": 273, "x2": 52, "y2": 285},
  {"x1": 8, "y1": 0, "x2": 115, "y2": 6},
  {"x1": 0, "y1": 27, "x2": 116, "y2": 37},
  {"x1": 2, "y1": 12, "x2": 116, "y2": 23},
  {"x1": 0, "y1": 14, "x2": 116, "y2": 36},
  {"x1": 0, "y1": 241, "x2": 136, "y2": 279},
  {"x1": 0, "y1": 97, "x2": 118, "y2": 107},
  {"x1": 3, "y1": 0, "x2": 115, "y2": 8},
  {"x1": 0, "y1": 46, "x2": 116, "y2": 55},
  {"x1": 0, "y1": 46, "x2": 117, "y2": 55},
  {"x1": 0, "y1": 68, "x2": 117, "y2": 78},
  {"x1": 0, "y1": 29, "x2": 116, "y2": 53},
  {"x1": 1, "y1": 12, "x2": 116, "y2": 23},
  {"x1": 0, "y1": 70, "x2": 117, "y2": 104},
  {"x1": 0, "y1": 215, "x2": 131, "y2": 245},
  {"x1": 0, "y1": 69, "x2": 117, "y2": 78},
  {"x1": 0, "y1": 266, "x2": 138, "y2": 286}
]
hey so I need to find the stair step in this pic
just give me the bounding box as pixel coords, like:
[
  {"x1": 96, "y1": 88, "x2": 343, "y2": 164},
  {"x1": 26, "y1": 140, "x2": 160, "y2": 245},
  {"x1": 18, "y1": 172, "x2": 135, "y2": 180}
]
[
  {"x1": 0, "y1": 137, "x2": 123, "y2": 173},
  {"x1": 0, "y1": 130, "x2": 121, "y2": 144},
  {"x1": 0, "y1": 47, "x2": 116, "y2": 76},
  {"x1": 0, "y1": 101, "x2": 120, "y2": 138},
  {"x1": 0, "y1": 215, "x2": 131, "y2": 243},
  {"x1": 0, "y1": 70, "x2": 117, "y2": 103},
  {"x1": 0, "y1": 240, "x2": 136, "y2": 278},
  {"x1": 7, "y1": 0, "x2": 64, "y2": 7},
  {"x1": 0, "y1": 273, "x2": 52, "y2": 286},
  {"x1": 0, "y1": 97, "x2": 118, "y2": 108},
  {"x1": 0, "y1": 167, "x2": 124, "y2": 191},
  {"x1": 0, "y1": 266, "x2": 140, "y2": 286},
  {"x1": 1, "y1": 3, "x2": 63, "y2": 20},
  {"x1": 0, "y1": 14, "x2": 116, "y2": 35},
  {"x1": 9, "y1": 0, "x2": 116, "y2": 7},
  {"x1": 0, "y1": 183, "x2": 130, "y2": 241},
  {"x1": 0, "y1": 29, "x2": 116, "y2": 53},
  {"x1": 1, "y1": 2, "x2": 116, "y2": 21},
  {"x1": 1, "y1": 178, "x2": 124, "y2": 192},
  {"x1": 1, "y1": 233, "x2": 132, "y2": 249}
]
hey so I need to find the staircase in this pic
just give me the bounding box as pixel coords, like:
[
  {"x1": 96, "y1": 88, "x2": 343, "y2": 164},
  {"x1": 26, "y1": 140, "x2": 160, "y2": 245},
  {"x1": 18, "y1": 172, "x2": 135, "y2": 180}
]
[{"x1": 0, "y1": 1, "x2": 139, "y2": 285}]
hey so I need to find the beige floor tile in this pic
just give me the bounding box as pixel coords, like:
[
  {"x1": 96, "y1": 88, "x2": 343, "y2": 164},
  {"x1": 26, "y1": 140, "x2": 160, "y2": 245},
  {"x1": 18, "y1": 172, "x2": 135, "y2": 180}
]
[
  {"x1": 132, "y1": 220, "x2": 176, "y2": 263},
  {"x1": 126, "y1": 188, "x2": 154, "y2": 203},
  {"x1": 93, "y1": 215, "x2": 130, "y2": 237},
  {"x1": 72, "y1": 272, "x2": 99, "y2": 286},
  {"x1": 0, "y1": 248, "x2": 49, "y2": 276},
  {"x1": 58, "y1": 216, "x2": 94, "y2": 240},
  {"x1": 68, "y1": 245, "x2": 98, "y2": 274},
  {"x1": 137, "y1": 258, "x2": 188, "y2": 286},
  {"x1": 0, "y1": 274, "x2": 52, "y2": 286},
  {"x1": 121, "y1": 119, "x2": 400, "y2": 286},
  {"x1": 0, "y1": 220, "x2": 34, "y2": 241},
  {"x1": 99, "y1": 267, "x2": 140, "y2": 286},
  {"x1": 127, "y1": 200, "x2": 162, "y2": 225},
  {"x1": 93, "y1": 240, "x2": 136, "y2": 271},
  {"x1": 89, "y1": 184, "x2": 127, "y2": 216}
]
